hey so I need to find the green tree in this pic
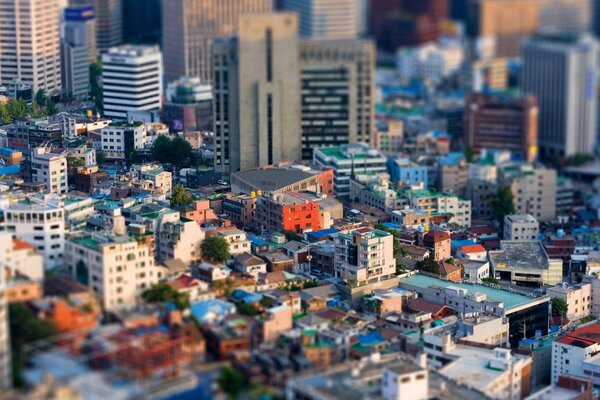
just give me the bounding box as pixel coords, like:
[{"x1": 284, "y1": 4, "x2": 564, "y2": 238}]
[
  {"x1": 142, "y1": 282, "x2": 191, "y2": 311},
  {"x1": 151, "y1": 135, "x2": 172, "y2": 163},
  {"x1": 46, "y1": 98, "x2": 57, "y2": 115},
  {"x1": 67, "y1": 156, "x2": 85, "y2": 175},
  {"x1": 96, "y1": 150, "x2": 106, "y2": 165},
  {"x1": 375, "y1": 224, "x2": 406, "y2": 262},
  {"x1": 0, "y1": 103, "x2": 12, "y2": 124},
  {"x1": 201, "y1": 236, "x2": 230, "y2": 263},
  {"x1": 482, "y1": 277, "x2": 499, "y2": 285},
  {"x1": 129, "y1": 150, "x2": 143, "y2": 164},
  {"x1": 9, "y1": 303, "x2": 57, "y2": 387},
  {"x1": 35, "y1": 89, "x2": 47, "y2": 107},
  {"x1": 551, "y1": 297, "x2": 568, "y2": 318},
  {"x1": 414, "y1": 257, "x2": 440, "y2": 275},
  {"x1": 6, "y1": 99, "x2": 29, "y2": 120},
  {"x1": 90, "y1": 60, "x2": 103, "y2": 111},
  {"x1": 464, "y1": 146, "x2": 475, "y2": 163},
  {"x1": 170, "y1": 184, "x2": 194, "y2": 207},
  {"x1": 491, "y1": 185, "x2": 516, "y2": 226},
  {"x1": 151, "y1": 135, "x2": 196, "y2": 168},
  {"x1": 217, "y1": 366, "x2": 246, "y2": 398}
]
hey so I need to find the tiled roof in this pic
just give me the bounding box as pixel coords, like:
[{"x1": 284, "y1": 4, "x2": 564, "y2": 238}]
[
  {"x1": 459, "y1": 244, "x2": 486, "y2": 254},
  {"x1": 556, "y1": 324, "x2": 600, "y2": 348}
]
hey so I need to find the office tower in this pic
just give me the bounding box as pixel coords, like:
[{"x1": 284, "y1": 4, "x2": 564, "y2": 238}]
[
  {"x1": 212, "y1": 13, "x2": 302, "y2": 173},
  {"x1": 0, "y1": 0, "x2": 62, "y2": 93},
  {"x1": 465, "y1": 93, "x2": 539, "y2": 162},
  {"x1": 102, "y1": 45, "x2": 163, "y2": 120},
  {"x1": 280, "y1": 0, "x2": 358, "y2": 39},
  {"x1": 538, "y1": 0, "x2": 592, "y2": 33},
  {"x1": 467, "y1": 0, "x2": 541, "y2": 59},
  {"x1": 61, "y1": 6, "x2": 96, "y2": 98},
  {"x1": 370, "y1": 0, "x2": 449, "y2": 51},
  {"x1": 123, "y1": 0, "x2": 162, "y2": 44},
  {"x1": 298, "y1": 39, "x2": 375, "y2": 160},
  {"x1": 70, "y1": 0, "x2": 122, "y2": 54},
  {"x1": 163, "y1": 0, "x2": 272, "y2": 85},
  {"x1": 521, "y1": 34, "x2": 599, "y2": 158}
]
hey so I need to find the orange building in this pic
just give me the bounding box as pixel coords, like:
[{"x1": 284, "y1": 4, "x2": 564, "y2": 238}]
[
  {"x1": 31, "y1": 298, "x2": 98, "y2": 334},
  {"x1": 256, "y1": 192, "x2": 321, "y2": 234}
]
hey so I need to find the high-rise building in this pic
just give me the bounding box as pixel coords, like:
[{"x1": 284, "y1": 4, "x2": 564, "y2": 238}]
[
  {"x1": 298, "y1": 39, "x2": 375, "y2": 160},
  {"x1": 102, "y1": 45, "x2": 163, "y2": 120},
  {"x1": 0, "y1": 0, "x2": 62, "y2": 93},
  {"x1": 71, "y1": 0, "x2": 122, "y2": 54},
  {"x1": 280, "y1": 0, "x2": 359, "y2": 39},
  {"x1": 465, "y1": 93, "x2": 539, "y2": 162},
  {"x1": 370, "y1": 0, "x2": 449, "y2": 51},
  {"x1": 61, "y1": 6, "x2": 96, "y2": 98},
  {"x1": 212, "y1": 13, "x2": 302, "y2": 173},
  {"x1": 123, "y1": 0, "x2": 162, "y2": 44},
  {"x1": 538, "y1": 0, "x2": 592, "y2": 33},
  {"x1": 521, "y1": 34, "x2": 599, "y2": 158},
  {"x1": 467, "y1": 0, "x2": 541, "y2": 59},
  {"x1": 164, "y1": 77, "x2": 213, "y2": 132},
  {"x1": 162, "y1": 0, "x2": 272, "y2": 84}
]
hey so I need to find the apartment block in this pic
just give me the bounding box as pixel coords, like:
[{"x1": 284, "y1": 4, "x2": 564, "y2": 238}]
[
  {"x1": 504, "y1": 214, "x2": 539, "y2": 241},
  {"x1": 30, "y1": 147, "x2": 68, "y2": 195}
]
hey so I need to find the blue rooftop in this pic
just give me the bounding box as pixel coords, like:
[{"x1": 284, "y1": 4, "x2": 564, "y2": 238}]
[
  {"x1": 0, "y1": 165, "x2": 20, "y2": 175},
  {"x1": 190, "y1": 299, "x2": 235, "y2": 323},
  {"x1": 400, "y1": 274, "x2": 535, "y2": 309},
  {"x1": 381, "y1": 222, "x2": 402, "y2": 231},
  {"x1": 0, "y1": 148, "x2": 18, "y2": 156},
  {"x1": 358, "y1": 332, "x2": 384, "y2": 345},
  {"x1": 306, "y1": 228, "x2": 338, "y2": 241},
  {"x1": 451, "y1": 239, "x2": 476, "y2": 250},
  {"x1": 230, "y1": 289, "x2": 262, "y2": 304},
  {"x1": 439, "y1": 152, "x2": 465, "y2": 166}
]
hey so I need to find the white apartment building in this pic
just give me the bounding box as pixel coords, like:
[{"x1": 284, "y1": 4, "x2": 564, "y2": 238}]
[
  {"x1": 0, "y1": 233, "x2": 44, "y2": 283},
  {"x1": 31, "y1": 147, "x2": 68, "y2": 195},
  {"x1": 547, "y1": 283, "x2": 592, "y2": 320},
  {"x1": 156, "y1": 212, "x2": 204, "y2": 266},
  {"x1": 214, "y1": 229, "x2": 251, "y2": 256},
  {"x1": 552, "y1": 324, "x2": 600, "y2": 383},
  {"x1": 0, "y1": 196, "x2": 65, "y2": 270},
  {"x1": 334, "y1": 228, "x2": 396, "y2": 286},
  {"x1": 100, "y1": 122, "x2": 146, "y2": 160},
  {"x1": 397, "y1": 40, "x2": 464, "y2": 85},
  {"x1": 503, "y1": 214, "x2": 539, "y2": 241},
  {"x1": 102, "y1": 45, "x2": 162, "y2": 119},
  {"x1": 66, "y1": 232, "x2": 164, "y2": 310},
  {"x1": 130, "y1": 164, "x2": 172, "y2": 195},
  {"x1": 0, "y1": 0, "x2": 62, "y2": 93},
  {"x1": 407, "y1": 189, "x2": 471, "y2": 228}
]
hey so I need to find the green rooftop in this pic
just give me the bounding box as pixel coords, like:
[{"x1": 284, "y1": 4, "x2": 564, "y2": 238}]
[
  {"x1": 317, "y1": 147, "x2": 382, "y2": 161},
  {"x1": 400, "y1": 274, "x2": 536, "y2": 309}
]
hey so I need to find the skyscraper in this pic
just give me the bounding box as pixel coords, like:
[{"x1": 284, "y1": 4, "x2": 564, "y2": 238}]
[
  {"x1": 212, "y1": 13, "x2": 302, "y2": 173},
  {"x1": 162, "y1": 0, "x2": 272, "y2": 84},
  {"x1": 521, "y1": 34, "x2": 599, "y2": 159},
  {"x1": 299, "y1": 39, "x2": 375, "y2": 159},
  {"x1": 61, "y1": 6, "x2": 96, "y2": 97},
  {"x1": 538, "y1": 0, "x2": 592, "y2": 33},
  {"x1": 123, "y1": 0, "x2": 162, "y2": 44},
  {"x1": 102, "y1": 45, "x2": 163, "y2": 119},
  {"x1": 70, "y1": 0, "x2": 122, "y2": 54},
  {"x1": 0, "y1": 0, "x2": 62, "y2": 93},
  {"x1": 280, "y1": 0, "x2": 359, "y2": 39}
]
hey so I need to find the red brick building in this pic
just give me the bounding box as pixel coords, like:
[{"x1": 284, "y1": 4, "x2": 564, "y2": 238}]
[{"x1": 256, "y1": 192, "x2": 321, "y2": 234}]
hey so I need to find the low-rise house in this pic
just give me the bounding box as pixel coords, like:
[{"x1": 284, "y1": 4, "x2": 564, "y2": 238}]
[
  {"x1": 262, "y1": 289, "x2": 302, "y2": 315},
  {"x1": 194, "y1": 262, "x2": 230, "y2": 283},
  {"x1": 439, "y1": 262, "x2": 462, "y2": 282},
  {"x1": 202, "y1": 315, "x2": 253, "y2": 361},
  {"x1": 456, "y1": 244, "x2": 487, "y2": 261},
  {"x1": 260, "y1": 251, "x2": 295, "y2": 273},
  {"x1": 422, "y1": 230, "x2": 451, "y2": 261},
  {"x1": 256, "y1": 305, "x2": 293, "y2": 343},
  {"x1": 234, "y1": 252, "x2": 268, "y2": 277},
  {"x1": 166, "y1": 274, "x2": 210, "y2": 303},
  {"x1": 547, "y1": 283, "x2": 592, "y2": 320}
]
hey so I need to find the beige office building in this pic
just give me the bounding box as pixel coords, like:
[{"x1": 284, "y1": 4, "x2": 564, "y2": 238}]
[
  {"x1": 163, "y1": 0, "x2": 272, "y2": 84},
  {"x1": 298, "y1": 39, "x2": 375, "y2": 160},
  {"x1": 213, "y1": 13, "x2": 302, "y2": 173},
  {"x1": 0, "y1": 0, "x2": 62, "y2": 93}
]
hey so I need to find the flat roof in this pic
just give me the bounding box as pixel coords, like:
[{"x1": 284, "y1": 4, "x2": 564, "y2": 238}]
[
  {"x1": 489, "y1": 241, "x2": 549, "y2": 271},
  {"x1": 400, "y1": 274, "x2": 533, "y2": 309},
  {"x1": 232, "y1": 168, "x2": 313, "y2": 191}
]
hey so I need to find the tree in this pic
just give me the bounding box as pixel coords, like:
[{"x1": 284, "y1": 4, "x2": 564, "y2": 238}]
[
  {"x1": 129, "y1": 150, "x2": 143, "y2": 165},
  {"x1": 217, "y1": 366, "x2": 245, "y2": 398},
  {"x1": 375, "y1": 224, "x2": 405, "y2": 262},
  {"x1": 90, "y1": 60, "x2": 103, "y2": 111},
  {"x1": 0, "y1": 103, "x2": 12, "y2": 124},
  {"x1": 46, "y1": 98, "x2": 57, "y2": 115},
  {"x1": 414, "y1": 257, "x2": 440, "y2": 275},
  {"x1": 6, "y1": 99, "x2": 29, "y2": 120},
  {"x1": 464, "y1": 146, "x2": 475, "y2": 163},
  {"x1": 9, "y1": 302, "x2": 57, "y2": 387},
  {"x1": 96, "y1": 150, "x2": 106, "y2": 165},
  {"x1": 170, "y1": 184, "x2": 194, "y2": 207},
  {"x1": 67, "y1": 156, "x2": 85, "y2": 176},
  {"x1": 491, "y1": 185, "x2": 516, "y2": 227},
  {"x1": 201, "y1": 236, "x2": 230, "y2": 263},
  {"x1": 35, "y1": 89, "x2": 47, "y2": 107},
  {"x1": 551, "y1": 297, "x2": 568, "y2": 318},
  {"x1": 142, "y1": 282, "x2": 191, "y2": 311},
  {"x1": 151, "y1": 135, "x2": 196, "y2": 168}
]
